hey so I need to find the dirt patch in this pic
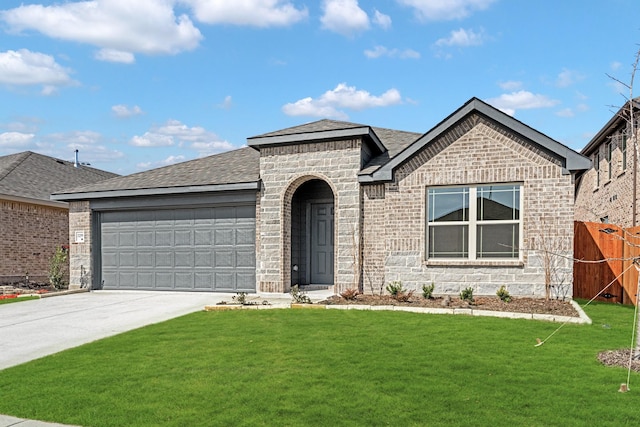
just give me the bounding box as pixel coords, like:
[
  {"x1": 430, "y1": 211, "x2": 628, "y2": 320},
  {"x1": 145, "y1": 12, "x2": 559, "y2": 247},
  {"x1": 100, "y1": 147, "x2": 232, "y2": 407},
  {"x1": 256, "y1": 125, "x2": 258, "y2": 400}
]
[
  {"x1": 598, "y1": 349, "x2": 640, "y2": 373},
  {"x1": 320, "y1": 294, "x2": 579, "y2": 317}
]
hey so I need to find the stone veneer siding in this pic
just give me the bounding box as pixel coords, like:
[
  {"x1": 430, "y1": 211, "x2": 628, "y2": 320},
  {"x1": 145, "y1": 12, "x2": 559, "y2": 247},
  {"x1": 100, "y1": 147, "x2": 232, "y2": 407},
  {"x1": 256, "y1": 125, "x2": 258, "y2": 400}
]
[
  {"x1": 362, "y1": 116, "x2": 575, "y2": 298},
  {"x1": 256, "y1": 139, "x2": 363, "y2": 293},
  {"x1": 575, "y1": 129, "x2": 637, "y2": 227},
  {"x1": 68, "y1": 201, "x2": 92, "y2": 289},
  {"x1": 0, "y1": 199, "x2": 69, "y2": 284}
]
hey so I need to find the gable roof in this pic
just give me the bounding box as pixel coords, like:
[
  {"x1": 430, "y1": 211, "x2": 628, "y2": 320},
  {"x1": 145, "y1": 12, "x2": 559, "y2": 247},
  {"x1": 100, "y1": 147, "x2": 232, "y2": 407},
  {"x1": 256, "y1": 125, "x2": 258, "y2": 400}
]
[
  {"x1": 359, "y1": 97, "x2": 591, "y2": 182},
  {"x1": 0, "y1": 151, "x2": 118, "y2": 205},
  {"x1": 52, "y1": 147, "x2": 260, "y2": 201},
  {"x1": 580, "y1": 98, "x2": 640, "y2": 156}
]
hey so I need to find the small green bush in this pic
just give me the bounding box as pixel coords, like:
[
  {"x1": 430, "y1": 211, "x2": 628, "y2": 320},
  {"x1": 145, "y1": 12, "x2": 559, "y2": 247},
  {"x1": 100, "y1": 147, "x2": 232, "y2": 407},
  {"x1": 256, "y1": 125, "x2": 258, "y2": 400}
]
[
  {"x1": 422, "y1": 283, "x2": 435, "y2": 299},
  {"x1": 460, "y1": 286, "x2": 474, "y2": 303},
  {"x1": 496, "y1": 286, "x2": 511, "y2": 303},
  {"x1": 386, "y1": 281, "x2": 404, "y2": 296},
  {"x1": 48, "y1": 246, "x2": 68, "y2": 290}
]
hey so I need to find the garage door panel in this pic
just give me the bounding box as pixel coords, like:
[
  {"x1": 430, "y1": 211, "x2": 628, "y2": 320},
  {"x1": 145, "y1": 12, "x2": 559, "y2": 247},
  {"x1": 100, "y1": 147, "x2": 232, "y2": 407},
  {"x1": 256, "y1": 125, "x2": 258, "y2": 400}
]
[
  {"x1": 214, "y1": 229, "x2": 233, "y2": 245},
  {"x1": 194, "y1": 251, "x2": 212, "y2": 267},
  {"x1": 236, "y1": 250, "x2": 255, "y2": 268},
  {"x1": 155, "y1": 252, "x2": 173, "y2": 268},
  {"x1": 155, "y1": 231, "x2": 173, "y2": 247},
  {"x1": 174, "y1": 272, "x2": 194, "y2": 290},
  {"x1": 137, "y1": 231, "x2": 154, "y2": 246},
  {"x1": 174, "y1": 230, "x2": 192, "y2": 246},
  {"x1": 215, "y1": 272, "x2": 234, "y2": 290},
  {"x1": 195, "y1": 230, "x2": 212, "y2": 245},
  {"x1": 101, "y1": 206, "x2": 255, "y2": 292},
  {"x1": 175, "y1": 252, "x2": 193, "y2": 268},
  {"x1": 155, "y1": 272, "x2": 174, "y2": 289},
  {"x1": 215, "y1": 251, "x2": 233, "y2": 267},
  {"x1": 236, "y1": 228, "x2": 255, "y2": 245},
  {"x1": 237, "y1": 272, "x2": 256, "y2": 291}
]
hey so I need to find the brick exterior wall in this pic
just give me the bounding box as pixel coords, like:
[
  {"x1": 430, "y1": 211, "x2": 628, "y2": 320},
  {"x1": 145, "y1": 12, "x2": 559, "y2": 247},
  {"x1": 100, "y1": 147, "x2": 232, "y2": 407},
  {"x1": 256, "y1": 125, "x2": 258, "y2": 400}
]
[
  {"x1": 0, "y1": 199, "x2": 69, "y2": 284},
  {"x1": 256, "y1": 139, "x2": 363, "y2": 293},
  {"x1": 68, "y1": 201, "x2": 92, "y2": 289},
  {"x1": 575, "y1": 129, "x2": 637, "y2": 227},
  {"x1": 362, "y1": 116, "x2": 575, "y2": 298}
]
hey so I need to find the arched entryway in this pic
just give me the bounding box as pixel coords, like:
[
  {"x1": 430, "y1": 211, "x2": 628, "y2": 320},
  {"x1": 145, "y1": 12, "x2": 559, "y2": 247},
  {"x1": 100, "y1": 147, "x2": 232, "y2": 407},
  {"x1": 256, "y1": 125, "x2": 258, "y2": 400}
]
[{"x1": 289, "y1": 179, "x2": 335, "y2": 287}]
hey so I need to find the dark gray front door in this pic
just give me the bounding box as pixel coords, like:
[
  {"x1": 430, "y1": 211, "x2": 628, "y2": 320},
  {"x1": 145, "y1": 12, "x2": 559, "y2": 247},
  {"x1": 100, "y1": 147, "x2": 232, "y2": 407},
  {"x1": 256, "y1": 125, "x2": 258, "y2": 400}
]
[{"x1": 310, "y1": 203, "x2": 334, "y2": 284}]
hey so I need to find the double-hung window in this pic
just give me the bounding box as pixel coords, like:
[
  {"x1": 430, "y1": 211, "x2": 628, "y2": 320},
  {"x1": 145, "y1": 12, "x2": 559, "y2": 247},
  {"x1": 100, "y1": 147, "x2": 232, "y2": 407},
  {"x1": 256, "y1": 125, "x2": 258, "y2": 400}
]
[{"x1": 427, "y1": 184, "x2": 521, "y2": 260}]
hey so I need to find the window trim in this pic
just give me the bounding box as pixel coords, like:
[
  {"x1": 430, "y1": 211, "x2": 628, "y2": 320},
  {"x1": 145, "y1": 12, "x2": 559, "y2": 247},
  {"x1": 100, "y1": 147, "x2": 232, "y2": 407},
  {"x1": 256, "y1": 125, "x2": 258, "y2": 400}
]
[
  {"x1": 606, "y1": 141, "x2": 612, "y2": 180},
  {"x1": 426, "y1": 183, "x2": 523, "y2": 262}
]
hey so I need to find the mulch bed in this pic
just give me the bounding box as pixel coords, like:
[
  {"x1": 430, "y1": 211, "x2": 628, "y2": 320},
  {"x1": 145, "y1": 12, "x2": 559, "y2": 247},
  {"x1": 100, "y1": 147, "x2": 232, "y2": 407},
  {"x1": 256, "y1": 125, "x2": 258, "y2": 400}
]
[
  {"x1": 598, "y1": 349, "x2": 640, "y2": 373},
  {"x1": 321, "y1": 294, "x2": 579, "y2": 317}
]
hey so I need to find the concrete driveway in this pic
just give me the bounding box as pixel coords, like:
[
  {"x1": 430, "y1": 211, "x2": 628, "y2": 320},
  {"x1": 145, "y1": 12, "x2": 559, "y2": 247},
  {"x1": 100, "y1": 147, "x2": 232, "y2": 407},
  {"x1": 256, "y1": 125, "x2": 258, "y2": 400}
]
[{"x1": 0, "y1": 290, "x2": 284, "y2": 371}]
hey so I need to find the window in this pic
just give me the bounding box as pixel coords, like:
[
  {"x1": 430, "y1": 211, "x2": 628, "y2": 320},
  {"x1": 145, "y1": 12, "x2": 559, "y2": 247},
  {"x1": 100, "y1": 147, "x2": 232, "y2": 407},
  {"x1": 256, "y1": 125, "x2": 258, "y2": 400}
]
[
  {"x1": 427, "y1": 184, "x2": 521, "y2": 260},
  {"x1": 594, "y1": 152, "x2": 600, "y2": 187},
  {"x1": 606, "y1": 142, "x2": 612, "y2": 180},
  {"x1": 622, "y1": 134, "x2": 627, "y2": 171}
]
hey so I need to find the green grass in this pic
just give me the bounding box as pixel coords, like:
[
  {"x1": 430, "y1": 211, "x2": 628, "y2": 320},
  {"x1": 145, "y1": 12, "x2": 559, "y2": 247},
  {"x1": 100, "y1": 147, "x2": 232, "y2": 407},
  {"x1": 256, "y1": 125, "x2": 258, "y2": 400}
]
[
  {"x1": 0, "y1": 302, "x2": 638, "y2": 426},
  {"x1": 0, "y1": 295, "x2": 39, "y2": 305}
]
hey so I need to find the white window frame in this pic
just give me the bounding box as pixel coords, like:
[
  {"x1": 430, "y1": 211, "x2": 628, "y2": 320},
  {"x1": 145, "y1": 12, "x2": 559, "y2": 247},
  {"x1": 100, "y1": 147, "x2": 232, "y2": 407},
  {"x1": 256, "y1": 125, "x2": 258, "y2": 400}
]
[{"x1": 426, "y1": 183, "x2": 523, "y2": 261}]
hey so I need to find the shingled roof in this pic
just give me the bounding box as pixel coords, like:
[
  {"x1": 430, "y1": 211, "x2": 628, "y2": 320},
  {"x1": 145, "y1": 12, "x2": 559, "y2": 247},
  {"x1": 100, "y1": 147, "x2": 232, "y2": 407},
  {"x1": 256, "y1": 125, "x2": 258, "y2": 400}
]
[
  {"x1": 0, "y1": 151, "x2": 117, "y2": 203},
  {"x1": 52, "y1": 147, "x2": 260, "y2": 200}
]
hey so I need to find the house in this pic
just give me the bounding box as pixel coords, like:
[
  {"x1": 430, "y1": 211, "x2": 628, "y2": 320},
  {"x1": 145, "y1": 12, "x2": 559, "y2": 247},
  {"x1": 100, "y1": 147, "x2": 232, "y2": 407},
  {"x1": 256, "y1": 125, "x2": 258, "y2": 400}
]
[
  {"x1": 52, "y1": 98, "x2": 590, "y2": 297},
  {"x1": 575, "y1": 99, "x2": 639, "y2": 227},
  {"x1": 0, "y1": 151, "x2": 118, "y2": 284}
]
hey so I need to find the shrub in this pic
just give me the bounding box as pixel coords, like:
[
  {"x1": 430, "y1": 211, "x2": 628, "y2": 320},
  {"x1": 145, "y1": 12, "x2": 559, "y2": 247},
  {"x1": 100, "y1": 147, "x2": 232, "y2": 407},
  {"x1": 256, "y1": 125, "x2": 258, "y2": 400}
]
[
  {"x1": 496, "y1": 285, "x2": 511, "y2": 303},
  {"x1": 386, "y1": 281, "x2": 404, "y2": 296},
  {"x1": 340, "y1": 288, "x2": 360, "y2": 301},
  {"x1": 232, "y1": 292, "x2": 248, "y2": 305},
  {"x1": 48, "y1": 246, "x2": 68, "y2": 290},
  {"x1": 290, "y1": 285, "x2": 312, "y2": 304},
  {"x1": 460, "y1": 286, "x2": 474, "y2": 303},
  {"x1": 422, "y1": 283, "x2": 435, "y2": 299}
]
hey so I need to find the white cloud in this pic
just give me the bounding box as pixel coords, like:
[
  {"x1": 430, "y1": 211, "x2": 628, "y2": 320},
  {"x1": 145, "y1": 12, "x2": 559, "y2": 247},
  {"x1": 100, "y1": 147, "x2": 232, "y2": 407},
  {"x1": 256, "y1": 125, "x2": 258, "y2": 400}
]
[
  {"x1": 218, "y1": 95, "x2": 233, "y2": 109},
  {"x1": 321, "y1": 0, "x2": 370, "y2": 37},
  {"x1": 282, "y1": 83, "x2": 402, "y2": 119},
  {"x1": 555, "y1": 108, "x2": 574, "y2": 118},
  {"x1": 0, "y1": 49, "x2": 75, "y2": 91},
  {"x1": 610, "y1": 61, "x2": 623, "y2": 71},
  {"x1": 44, "y1": 130, "x2": 124, "y2": 163},
  {"x1": 1, "y1": 0, "x2": 202, "y2": 62},
  {"x1": 184, "y1": 0, "x2": 308, "y2": 27},
  {"x1": 0, "y1": 132, "x2": 35, "y2": 148},
  {"x1": 95, "y1": 49, "x2": 135, "y2": 64},
  {"x1": 498, "y1": 80, "x2": 523, "y2": 91},
  {"x1": 137, "y1": 155, "x2": 186, "y2": 170},
  {"x1": 112, "y1": 104, "x2": 144, "y2": 118},
  {"x1": 556, "y1": 68, "x2": 584, "y2": 88},
  {"x1": 397, "y1": 0, "x2": 496, "y2": 21},
  {"x1": 373, "y1": 10, "x2": 392, "y2": 29},
  {"x1": 130, "y1": 119, "x2": 235, "y2": 154},
  {"x1": 364, "y1": 46, "x2": 420, "y2": 59},
  {"x1": 485, "y1": 91, "x2": 560, "y2": 116},
  {"x1": 435, "y1": 28, "x2": 486, "y2": 47}
]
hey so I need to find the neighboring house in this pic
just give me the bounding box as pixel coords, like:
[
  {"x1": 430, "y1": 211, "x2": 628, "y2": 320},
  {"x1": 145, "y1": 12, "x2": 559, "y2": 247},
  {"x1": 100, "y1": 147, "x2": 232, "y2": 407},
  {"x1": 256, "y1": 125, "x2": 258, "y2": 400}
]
[
  {"x1": 0, "y1": 151, "x2": 118, "y2": 284},
  {"x1": 53, "y1": 98, "x2": 590, "y2": 297},
  {"x1": 575, "y1": 99, "x2": 639, "y2": 227}
]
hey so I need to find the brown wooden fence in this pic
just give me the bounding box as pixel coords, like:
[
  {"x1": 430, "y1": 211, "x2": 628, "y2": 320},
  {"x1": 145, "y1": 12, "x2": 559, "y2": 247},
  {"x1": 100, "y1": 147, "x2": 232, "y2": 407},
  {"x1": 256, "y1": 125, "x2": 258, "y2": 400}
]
[{"x1": 573, "y1": 221, "x2": 639, "y2": 305}]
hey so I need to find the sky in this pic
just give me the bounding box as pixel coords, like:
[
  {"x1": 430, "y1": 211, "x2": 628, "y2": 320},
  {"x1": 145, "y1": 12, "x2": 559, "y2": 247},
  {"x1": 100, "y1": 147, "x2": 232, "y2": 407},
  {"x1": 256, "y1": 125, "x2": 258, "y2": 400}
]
[{"x1": 1, "y1": 0, "x2": 640, "y2": 176}]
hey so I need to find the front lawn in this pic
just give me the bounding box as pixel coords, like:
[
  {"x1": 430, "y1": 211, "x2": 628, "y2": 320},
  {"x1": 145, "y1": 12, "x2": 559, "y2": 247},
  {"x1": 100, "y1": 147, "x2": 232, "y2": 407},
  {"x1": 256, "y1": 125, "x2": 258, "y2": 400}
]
[
  {"x1": 0, "y1": 295, "x2": 39, "y2": 305},
  {"x1": 0, "y1": 302, "x2": 637, "y2": 426}
]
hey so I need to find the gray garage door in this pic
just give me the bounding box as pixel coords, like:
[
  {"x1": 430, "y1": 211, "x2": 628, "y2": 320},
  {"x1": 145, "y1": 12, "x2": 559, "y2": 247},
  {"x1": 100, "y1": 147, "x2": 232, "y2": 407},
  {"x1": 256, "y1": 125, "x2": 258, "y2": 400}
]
[{"x1": 100, "y1": 206, "x2": 255, "y2": 292}]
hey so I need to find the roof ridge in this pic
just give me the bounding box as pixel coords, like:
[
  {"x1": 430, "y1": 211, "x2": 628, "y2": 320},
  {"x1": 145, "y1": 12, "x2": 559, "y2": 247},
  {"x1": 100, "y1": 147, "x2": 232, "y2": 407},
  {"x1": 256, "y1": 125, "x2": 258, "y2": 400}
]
[{"x1": 0, "y1": 151, "x2": 32, "y2": 182}]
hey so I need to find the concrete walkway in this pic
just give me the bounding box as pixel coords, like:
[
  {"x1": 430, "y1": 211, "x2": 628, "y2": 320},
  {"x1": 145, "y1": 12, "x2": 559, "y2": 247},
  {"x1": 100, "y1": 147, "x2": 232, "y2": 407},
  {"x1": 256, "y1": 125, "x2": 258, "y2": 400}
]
[{"x1": 0, "y1": 289, "x2": 330, "y2": 427}]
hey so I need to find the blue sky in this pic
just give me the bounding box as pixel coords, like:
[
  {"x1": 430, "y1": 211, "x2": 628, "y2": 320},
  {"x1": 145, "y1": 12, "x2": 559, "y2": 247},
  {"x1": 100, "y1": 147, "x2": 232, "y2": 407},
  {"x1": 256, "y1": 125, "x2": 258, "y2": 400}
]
[{"x1": 0, "y1": 0, "x2": 639, "y2": 175}]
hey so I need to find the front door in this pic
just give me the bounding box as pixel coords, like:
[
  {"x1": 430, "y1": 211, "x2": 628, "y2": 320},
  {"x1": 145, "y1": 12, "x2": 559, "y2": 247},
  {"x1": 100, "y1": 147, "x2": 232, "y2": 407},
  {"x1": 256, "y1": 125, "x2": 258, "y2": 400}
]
[{"x1": 310, "y1": 203, "x2": 334, "y2": 284}]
